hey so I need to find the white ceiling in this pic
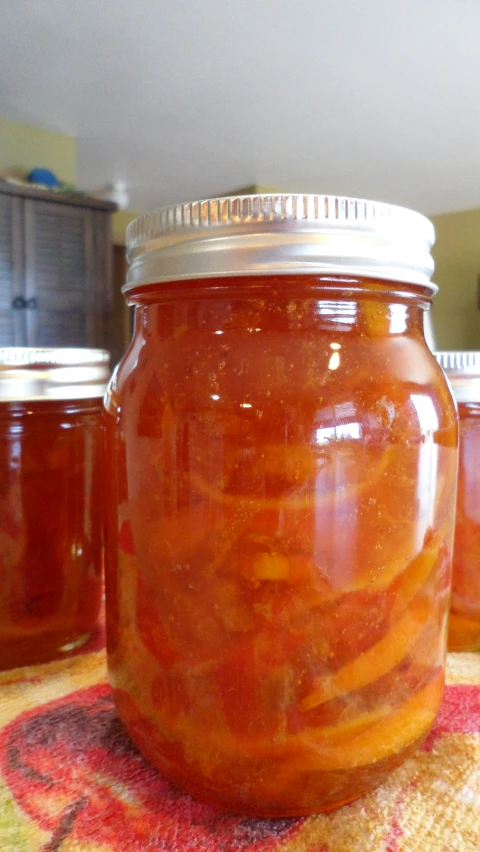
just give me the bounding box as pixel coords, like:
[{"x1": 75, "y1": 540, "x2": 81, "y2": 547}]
[{"x1": 1, "y1": 0, "x2": 480, "y2": 216}]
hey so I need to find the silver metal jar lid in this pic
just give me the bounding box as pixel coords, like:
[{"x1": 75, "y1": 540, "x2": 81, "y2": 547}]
[
  {"x1": 0, "y1": 348, "x2": 110, "y2": 402},
  {"x1": 125, "y1": 194, "x2": 436, "y2": 293},
  {"x1": 435, "y1": 351, "x2": 480, "y2": 403}
]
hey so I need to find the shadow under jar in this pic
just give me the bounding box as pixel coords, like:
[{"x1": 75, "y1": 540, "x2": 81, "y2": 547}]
[
  {"x1": 0, "y1": 348, "x2": 110, "y2": 670},
  {"x1": 436, "y1": 352, "x2": 480, "y2": 651},
  {"x1": 104, "y1": 194, "x2": 458, "y2": 817}
]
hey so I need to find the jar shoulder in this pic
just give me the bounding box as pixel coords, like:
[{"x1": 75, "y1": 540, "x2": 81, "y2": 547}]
[{"x1": 108, "y1": 327, "x2": 456, "y2": 447}]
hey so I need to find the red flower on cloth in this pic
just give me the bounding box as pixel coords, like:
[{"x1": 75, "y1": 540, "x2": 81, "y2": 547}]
[
  {"x1": 0, "y1": 684, "x2": 302, "y2": 851},
  {"x1": 2, "y1": 681, "x2": 480, "y2": 851}
]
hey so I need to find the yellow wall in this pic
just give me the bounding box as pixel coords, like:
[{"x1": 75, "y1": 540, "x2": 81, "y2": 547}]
[
  {"x1": 0, "y1": 116, "x2": 77, "y2": 184},
  {"x1": 111, "y1": 208, "x2": 139, "y2": 245},
  {"x1": 0, "y1": 115, "x2": 137, "y2": 244},
  {"x1": 430, "y1": 209, "x2": 480, "y2": 350}
]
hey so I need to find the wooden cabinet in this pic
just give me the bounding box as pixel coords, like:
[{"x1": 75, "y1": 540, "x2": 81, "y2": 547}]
[
  {"x1": 0, "y1": 193, "x2": 24, "y2": 345},
  {"x1": 0, "y1": 182, "x2": 116, "y2": 350}
]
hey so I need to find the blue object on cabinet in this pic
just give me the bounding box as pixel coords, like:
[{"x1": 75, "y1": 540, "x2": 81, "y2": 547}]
[{"x1": 27, "y1": 168, "x2": 60, "y2": 188}]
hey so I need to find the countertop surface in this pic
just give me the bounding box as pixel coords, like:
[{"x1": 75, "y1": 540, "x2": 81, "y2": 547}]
[{"x1": 1, "y1": 626, "x2": 479, "y2": 852}]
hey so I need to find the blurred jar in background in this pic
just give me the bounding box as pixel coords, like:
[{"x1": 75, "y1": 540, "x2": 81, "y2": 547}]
[
  {"x1": 436, "y1": 352, "x2": 480, "y2": 651},
  {"x1": 0, "y1": 348, "x2": 109, "y2": 669}
]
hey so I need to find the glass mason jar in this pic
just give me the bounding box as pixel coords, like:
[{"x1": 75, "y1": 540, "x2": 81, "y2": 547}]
[
  {"x1": 105, "y1": 195, "x2": 457, "y2": 816},
  {"x1": 436, "y1": 352, "x2": 480, "y2": 651},
  {"x1": 0, "y1": 348, "x2": 109, "y2": 669}
]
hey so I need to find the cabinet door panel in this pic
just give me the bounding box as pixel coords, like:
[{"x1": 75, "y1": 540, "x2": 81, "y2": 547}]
[
  {"x1": 34, "y1": 310, "x2": 87, "y2": 348},
  {"x1": 92, "y1": 210, "x2": 112, "y2": 345},
  {"x1": 0, "y1": 195, "x2": 26, "y2": 345},
  {"x1": 24, "y1": 201, "x2": 95, "y2": 347}
]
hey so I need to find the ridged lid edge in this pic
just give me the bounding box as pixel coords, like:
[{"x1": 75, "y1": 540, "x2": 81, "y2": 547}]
[
  {"x1": 0, "y1": 348, "x2": 111, "y2": 402},
  {"x1": 126, "y1": 194, "x2": 434, "y2": 253},
  {"x1": 0, "y1": 347, "x2": 110, "y2": 367},
  {"x1": 435, "y1": 351, "x2": 480, "y2": 375}
]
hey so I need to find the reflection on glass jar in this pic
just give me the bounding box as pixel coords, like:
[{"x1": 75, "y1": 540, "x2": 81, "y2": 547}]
[
  {"x1": 436, "y1": 351, "x2": 480, "y2": 651},
  {"x1": 105, "y1": 195, "x2": 457, "y2": 817},
  {"x1": 0, "y1": 348, "x2": 109, "y2": 669}
]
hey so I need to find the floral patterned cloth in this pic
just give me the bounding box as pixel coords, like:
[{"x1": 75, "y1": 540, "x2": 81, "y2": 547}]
[{"x1": 1, "y1": 643, "x2": 480, "y2": 852}]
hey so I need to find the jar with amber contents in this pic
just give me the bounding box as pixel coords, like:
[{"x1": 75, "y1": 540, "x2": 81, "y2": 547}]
[
  {"x1": 105, "y1": 195, "x2": 457, "y2": 816},
  {"x1": 0, "y1": 348, "x2": 109, "y2": 669},
  {"x1": 436, "y1": 352, "x2": 480, "y2": 651}
]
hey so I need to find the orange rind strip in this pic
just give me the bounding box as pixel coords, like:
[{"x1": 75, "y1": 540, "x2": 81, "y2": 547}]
[
  {"x1": 299, "y1": 595, "x2": 433, "y2": 711},
  {"x1": 190, "y1": 446, "x2": 393, "y2": 512},
  {"x1": 389, "y1": 535, "x2": 443, "y2": 613},
  {"x1": 295, "y1": 670, "x2": 443, "y2": 772},
  {"x1": 337, "y1": 532, "x2": 443, "y2": 601}
]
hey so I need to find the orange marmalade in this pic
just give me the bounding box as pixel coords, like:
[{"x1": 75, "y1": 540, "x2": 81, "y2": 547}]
[
  {"x1": 436, "y1": 352, "x2": 480, "y2": 651},
  {"x1": 105, "y1": 195, "x2": 457, "y2": 816},
  {"x1": 0, "y1": 348, "x2": 109, "y2": 669}
]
